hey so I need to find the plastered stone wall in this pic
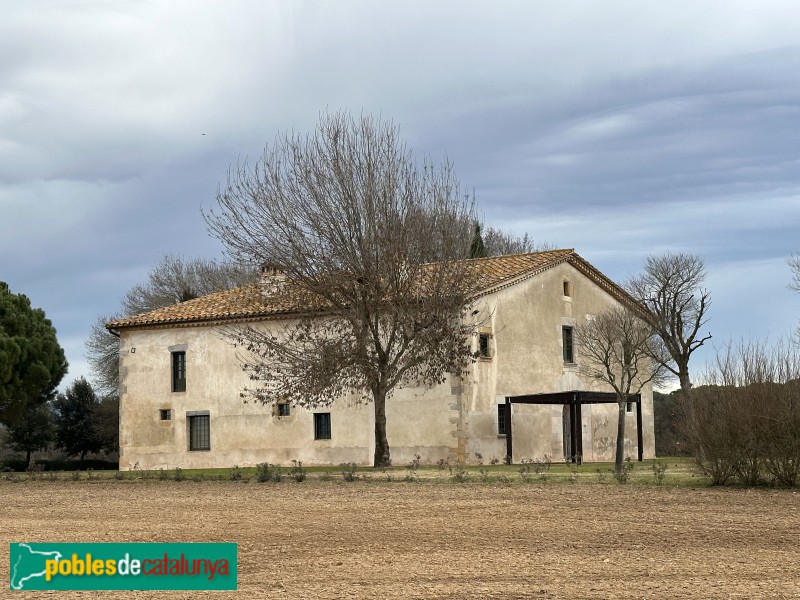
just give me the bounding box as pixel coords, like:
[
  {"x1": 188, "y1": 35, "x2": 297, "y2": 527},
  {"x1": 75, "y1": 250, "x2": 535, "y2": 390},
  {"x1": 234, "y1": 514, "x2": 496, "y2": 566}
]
[{"x1": 118, "y1": 262, "x2": 655, "y2": 470}]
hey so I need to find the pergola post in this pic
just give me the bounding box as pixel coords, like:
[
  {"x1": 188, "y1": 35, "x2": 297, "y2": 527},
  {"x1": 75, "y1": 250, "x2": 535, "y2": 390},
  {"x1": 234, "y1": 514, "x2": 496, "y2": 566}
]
[
  {"x1": 504, "y1": 397, "x2": 513, "y2": 464},
  {"x1": 636, "y1": 395, "x2": 643, "y2": 462}
]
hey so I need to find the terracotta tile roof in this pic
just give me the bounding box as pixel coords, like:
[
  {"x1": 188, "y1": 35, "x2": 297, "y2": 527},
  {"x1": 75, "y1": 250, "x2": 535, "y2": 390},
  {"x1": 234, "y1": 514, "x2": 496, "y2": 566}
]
[{"x1": 107, "y1": 249, "x2": 630, "y2": 331}]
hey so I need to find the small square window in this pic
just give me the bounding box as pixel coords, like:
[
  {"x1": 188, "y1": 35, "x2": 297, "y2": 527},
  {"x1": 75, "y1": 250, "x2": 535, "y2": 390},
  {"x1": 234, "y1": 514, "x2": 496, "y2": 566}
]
[
  {"x1": 160, "y1": 409, "x2": 172, "y2": 421},
  {"x1": 188, "y1": 413, "x2": 210, "y2": 451},
  {"x1": 172, "y1": 351, "x2": 186, "y2": 392},
  {"x1": 277, "y1": 403, "x2": 291, "y2": 417},
  {"x1": 314, "y1": 412, "x2": 331, "y2": 440},
  {"x1": 626, "y1": 402, "x2": 634, "y2": 413},
  {"x1": 479, "y1": 333, "x2": 491, "y2": 359},
  {"x1": 497, "y1": 404, "x2": 507, "y2": 435},
  {"x1": 562, "y1": 326, "x2": 574, "y2": 363}
]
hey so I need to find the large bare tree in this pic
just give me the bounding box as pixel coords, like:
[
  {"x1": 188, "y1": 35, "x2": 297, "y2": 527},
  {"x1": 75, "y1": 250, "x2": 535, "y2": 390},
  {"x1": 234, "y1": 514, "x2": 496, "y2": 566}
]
[
  {"x1": 789, "y1": 252, "x2": 800, "y2": 293},
  {"x1": 575, "y1": 306, "x2": 670, "y2": 474},
  {"x1": 204, "y1": 112, "x2": 480, "y2": 467},
  {"x1": 789, "y1": 252, "x2": 800, "y2": 341},
  {"x1": 87, "y1": 255, "x2": 257, "y2": 396},
  {"x1": 626, "y1": 252, "x2": 711, "y2": 401}
]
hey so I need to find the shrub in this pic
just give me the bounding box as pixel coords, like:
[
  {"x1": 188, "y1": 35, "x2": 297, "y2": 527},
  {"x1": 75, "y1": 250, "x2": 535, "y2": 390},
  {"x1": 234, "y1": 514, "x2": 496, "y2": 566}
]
[
  {"x1": 256, "y1": 463, "x2": 282, "y2": 482},
  {"x1": 229, "y1": 465, "x2": 243, "y2": 481},
  {"x1": 451, "y1": 462, "x2": 468, "y2": 483},
  {"x1": 436, "y1": 457, "x2": 451, "y2": 481},
  {"x1": 613, "y1": 457, "x2": 634, "y2": 484},
  {"x1": 289, "y1": 460, "x2": 307, "y2": 482},
  {"x1": 405, "y1": 454, "x2": 420, "y2": 482},
  {"x1": 340, "y1": 462, "x2": 358, "y2": 482},
  {"x1": 680, "y1": 339, "x2": 800, "y2": 487},
  {"x1": 518, "y1": 459, "x2": 532, "y2": 483},
  {"x1": 651, "y1": 461, "x2": 667, "y2": 485},
  {"x1": 172, "y1": 467, "x2": 185, "y2": 482}
]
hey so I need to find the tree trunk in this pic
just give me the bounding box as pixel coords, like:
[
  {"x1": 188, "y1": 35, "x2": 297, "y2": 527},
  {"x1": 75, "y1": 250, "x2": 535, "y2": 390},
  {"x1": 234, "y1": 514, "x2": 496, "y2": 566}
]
[
  {"x1": 615, "y1": 401, "x2": 627, "y2": 474},
  {"x1": 26, "y1": 448, "x2": 32, "y2": 467},
  {"x1": 373, "y1": 387, "x2": 391, "y2": 468},
  {"x1": 678, "y1": 368, "x2": 692, "y2": 402}
]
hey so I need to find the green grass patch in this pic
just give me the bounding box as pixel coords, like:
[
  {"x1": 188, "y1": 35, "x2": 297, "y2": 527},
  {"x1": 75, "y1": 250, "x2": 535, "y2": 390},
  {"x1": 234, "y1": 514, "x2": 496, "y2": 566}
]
[{"x1": 0, "y1": 456, "x2": 711, "y2": 486}]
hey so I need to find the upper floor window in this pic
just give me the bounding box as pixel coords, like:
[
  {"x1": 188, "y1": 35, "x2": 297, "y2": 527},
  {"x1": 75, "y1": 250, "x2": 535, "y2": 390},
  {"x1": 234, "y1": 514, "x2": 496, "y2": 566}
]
[
  {"x1": 563, "y1": 280, "x2": 572, "y2": 297},
  {"x1": 277, "y1": 402, "x2": 291, "y2": 417},
  {"x1": 478, "y1": 333, "x2": 491, "y2": 359},
  {"x1": 172, "y1": 351, "x2": 186, "y2": 392},
  {"x1": 160, "y1": 409, "x2": 172, "y2": 421},
  {"x1": 562, "y1": 326, "x2": 574, "y2": 363}
]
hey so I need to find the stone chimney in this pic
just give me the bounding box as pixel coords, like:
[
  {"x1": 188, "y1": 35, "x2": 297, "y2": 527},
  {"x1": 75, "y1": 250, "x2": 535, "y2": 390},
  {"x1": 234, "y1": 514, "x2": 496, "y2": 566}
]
[{"x1": 260, "y1": 263, "x2": 287, "y2": 297}]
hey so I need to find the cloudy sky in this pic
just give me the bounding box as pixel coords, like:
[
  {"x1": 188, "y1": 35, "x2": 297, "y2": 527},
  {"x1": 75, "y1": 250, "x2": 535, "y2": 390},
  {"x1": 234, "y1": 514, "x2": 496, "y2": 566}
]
[{"x1": 2, "y1": 1, "x2": 798, "y2": 390}]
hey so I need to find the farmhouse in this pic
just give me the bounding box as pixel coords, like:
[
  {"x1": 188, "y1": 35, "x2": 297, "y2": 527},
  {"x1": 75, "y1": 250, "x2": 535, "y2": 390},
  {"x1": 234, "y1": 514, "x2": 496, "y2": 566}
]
[{"x1": 108, "y1": 249, "x2": 655, "y2": 470}]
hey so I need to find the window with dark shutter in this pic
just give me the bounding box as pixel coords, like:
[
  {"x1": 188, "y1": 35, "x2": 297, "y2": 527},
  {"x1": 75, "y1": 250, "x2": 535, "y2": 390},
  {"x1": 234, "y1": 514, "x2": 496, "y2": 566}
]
[
  {"x1": 562, "y1": 326, "x2": 574, "y2": 363},
  {"x1": 314, "y1": 412, "x2": 331, "y2": 440},
  {"x1": 172, "y1": 351, "x2": 186, "y2": 392}
]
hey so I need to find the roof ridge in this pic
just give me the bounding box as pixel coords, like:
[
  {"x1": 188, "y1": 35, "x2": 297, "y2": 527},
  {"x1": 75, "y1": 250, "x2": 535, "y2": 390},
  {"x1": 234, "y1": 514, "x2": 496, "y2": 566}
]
[
  {"x1": 421, "y1": 248, "x2": 574, "y2": 267},
  {"x1": 108, "y1": 248, "x2": 629, "y2": 332}
]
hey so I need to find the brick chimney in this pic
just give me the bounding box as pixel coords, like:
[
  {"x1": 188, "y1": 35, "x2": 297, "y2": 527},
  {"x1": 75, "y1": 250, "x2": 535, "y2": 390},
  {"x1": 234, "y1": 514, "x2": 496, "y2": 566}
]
[{"x1": 260, "y1": 263, "x2": 286, "y2": 297}]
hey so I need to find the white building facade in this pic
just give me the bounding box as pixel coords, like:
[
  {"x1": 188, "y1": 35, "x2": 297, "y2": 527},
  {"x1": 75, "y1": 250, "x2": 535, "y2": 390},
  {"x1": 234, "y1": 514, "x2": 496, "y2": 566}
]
[{"x1": 109, "y1": 250, "x2": 655, "y2": 470}]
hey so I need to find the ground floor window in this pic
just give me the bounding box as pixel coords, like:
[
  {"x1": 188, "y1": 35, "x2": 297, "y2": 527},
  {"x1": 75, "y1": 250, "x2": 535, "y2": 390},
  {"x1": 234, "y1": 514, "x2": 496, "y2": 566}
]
[
  {"x1": 188, "y1": 412, "x2": 210, "y2": 451},
  {"x1": 314, "y1": 412, "x2": 331, "y2": 440},
  {"x1": 497, "y1": 404, "x2": 507, "y2": 435}
]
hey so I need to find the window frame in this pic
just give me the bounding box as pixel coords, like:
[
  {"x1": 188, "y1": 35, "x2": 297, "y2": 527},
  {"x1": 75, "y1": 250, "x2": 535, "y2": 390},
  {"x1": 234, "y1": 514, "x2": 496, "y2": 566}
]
[
  {"x1": 497, "y1": 404, "x2": 507, "y2": 436},
  {"x1": 562, "y1": 326, "x2": 574, "y2": 363},
  {"x1": 277, "y1": 403, "x2": 291, "y2": 417},
  {"x1": 478, "y1": 332, "x2": 491, "y2": 359},
  {"x1": 187, "y1": 411, "x2": 210, "y2": 451},
  {"x1": 313, "y1": 412, "x2": 331, "y2": 440},
  {"x1": 171, "y1": 351, "x2": 186, "y2": 393},
  {"x1": 159, "y1": 408, "x2": 172, "y2": 421}
]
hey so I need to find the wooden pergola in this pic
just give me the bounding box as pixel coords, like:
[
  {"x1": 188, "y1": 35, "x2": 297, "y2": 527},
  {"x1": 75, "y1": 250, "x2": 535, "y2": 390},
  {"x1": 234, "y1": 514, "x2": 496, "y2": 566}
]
[{"x1": 503, "y1": 391, "x2": 643, "y2": 464}]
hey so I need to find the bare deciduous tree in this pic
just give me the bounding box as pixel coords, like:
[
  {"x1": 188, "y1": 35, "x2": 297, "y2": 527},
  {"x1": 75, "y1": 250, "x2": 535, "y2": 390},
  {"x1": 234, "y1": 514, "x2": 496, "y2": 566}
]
[
  {"x1": 789, "y1": 252, "x2": 800, "y2": 341},
  {"x1": 575, "y1": 306, "x2": 669, "y2": 474},
  {"x1": 788, "y1": 252, "x2": 800, "y2": 293},
  {"x1": 204, "y1": 112, "x2": 481, "y2": 467},
  {"x1": 87, "y1": 255, "x2": 257, "y2": 395},
  {"x1": 684, "y1": 338, "x2": 800, "y2": 486},
  {"x1": 469, "y1": 222, "x2": 549, "y2": 259},
  {"x1": 627, "y1": 252, "x2": 711, "y2": 401}
]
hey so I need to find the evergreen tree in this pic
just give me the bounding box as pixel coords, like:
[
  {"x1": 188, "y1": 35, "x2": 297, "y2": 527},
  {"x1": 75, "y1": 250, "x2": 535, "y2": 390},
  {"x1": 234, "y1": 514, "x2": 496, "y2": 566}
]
[
  {"x1": 6, "y1": 401, "x2": 54, "y2": 466},
  {"x1": 469, "y1": 223, "x2": 487, "y2": 259},
  {"x1": 53, "y1": 378, "x2": 102, "y2": 461},
  {"x1": 0, "y1": 282, "x2": 67, "y2": 425}
]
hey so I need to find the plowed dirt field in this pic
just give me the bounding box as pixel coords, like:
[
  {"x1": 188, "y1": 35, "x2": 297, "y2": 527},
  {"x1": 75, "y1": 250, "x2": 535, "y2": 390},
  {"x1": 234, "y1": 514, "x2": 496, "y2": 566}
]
[{"x1": 2, "y1": 480, "x2": 799, "y2": 599}]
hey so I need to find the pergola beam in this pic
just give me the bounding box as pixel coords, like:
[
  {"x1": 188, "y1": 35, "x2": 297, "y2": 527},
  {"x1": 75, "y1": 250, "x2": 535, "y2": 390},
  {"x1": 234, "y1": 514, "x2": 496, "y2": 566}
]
[{"x1": 503, "y1": 391, "x2": 642, "y2": 464}]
